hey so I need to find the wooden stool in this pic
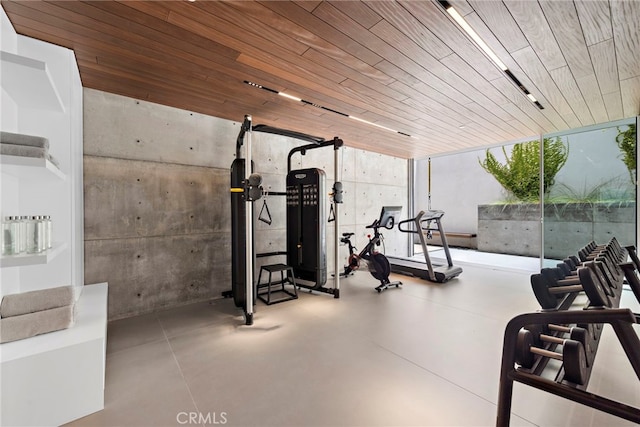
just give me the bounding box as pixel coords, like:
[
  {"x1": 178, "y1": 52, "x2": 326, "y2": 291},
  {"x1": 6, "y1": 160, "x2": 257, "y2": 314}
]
[{"x1": 257, "y1": 264, "x2": 298, "y2": 305}]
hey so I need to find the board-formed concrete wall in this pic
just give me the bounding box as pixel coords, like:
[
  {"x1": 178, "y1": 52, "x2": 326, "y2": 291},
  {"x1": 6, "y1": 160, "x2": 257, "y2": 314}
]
[
  {"x1": 84, "y1": 88, "x2": 408, "y2": 320},
  {"x1": 478, "y1": 202, "x2": 636, "y2": 259}
]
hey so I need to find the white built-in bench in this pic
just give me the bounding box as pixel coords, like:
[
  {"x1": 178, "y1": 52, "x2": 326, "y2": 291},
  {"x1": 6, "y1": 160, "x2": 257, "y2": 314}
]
[{"x1": 0, "y1": 283, "x2": 108, "y2": 426}]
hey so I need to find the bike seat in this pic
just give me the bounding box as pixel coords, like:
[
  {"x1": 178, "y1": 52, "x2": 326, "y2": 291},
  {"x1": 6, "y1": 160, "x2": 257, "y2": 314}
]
[{"x1": 342, "y1": 232, "x2": 355, "y2": 237}]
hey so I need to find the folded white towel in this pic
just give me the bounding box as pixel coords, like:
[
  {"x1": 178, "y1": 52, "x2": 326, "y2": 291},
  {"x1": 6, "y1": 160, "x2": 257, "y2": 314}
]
[
  {"x1": 0, "y1": 131, "x2": 49, "y2": 150},
  {"x1": 0, "y1": 285, "x2": 74, "y2": 318},
  {"x1": 0, "y1": 304, "x2": 74, "y2": 343},
  {"x1": 0, "y1": 143, "x2": 47, "y2": 159}
]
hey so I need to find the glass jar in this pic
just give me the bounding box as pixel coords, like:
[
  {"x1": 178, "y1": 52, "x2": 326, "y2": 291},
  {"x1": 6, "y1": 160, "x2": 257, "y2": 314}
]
[
  {"x1": 18, "y1": 215, "x2": 28, "y2": 253},
  {"x1": 26, "y1": 216, "x2": 41, "y2": 254},
  {"x1": 2, "y1": 216, "x2": 19, "y2": 256},
  {"x1": 43, "y1": 215, "x2": 52, "y2": 249},
  {"x1": 37, "y1": 216, "x2": 46, "y2": 252}
]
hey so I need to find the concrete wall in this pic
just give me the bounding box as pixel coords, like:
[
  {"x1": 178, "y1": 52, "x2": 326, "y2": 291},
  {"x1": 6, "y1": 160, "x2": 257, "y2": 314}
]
[
  {"x1": 83, "y1": 89, "x2": 408, "y2": 320},
  {"x1": 478, "y1": 201, "x2": 636, "y2": 259}
]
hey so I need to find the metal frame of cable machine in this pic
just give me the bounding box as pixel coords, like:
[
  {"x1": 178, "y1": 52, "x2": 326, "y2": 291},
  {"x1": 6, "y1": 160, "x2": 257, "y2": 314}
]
[
  {"x1": 228, "y1": 116, "x2": 343, "y2": 325},
  {"x1": 228, "y1": 115, "x2": 260, "y2": 325},
  {"x1": 286, "y1": 137, "x2": 344, "y2": 298}
]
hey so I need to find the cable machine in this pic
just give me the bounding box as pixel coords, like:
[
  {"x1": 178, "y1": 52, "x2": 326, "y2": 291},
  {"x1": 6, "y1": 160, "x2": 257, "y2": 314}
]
[
  {"x1": 225, "y1": 116, "x2": 343, "y2": 325},
  {"x1": 286, "y1": 137, "x2": 344, "y2": 296}
]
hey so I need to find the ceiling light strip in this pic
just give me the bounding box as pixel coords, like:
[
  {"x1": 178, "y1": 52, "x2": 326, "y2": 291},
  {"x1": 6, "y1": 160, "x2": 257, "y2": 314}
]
[
  {"x1": 349, "y1": 115, "x2": 398, "y2": 133},
  {"x1": 437, "y1": 1, "x2": 544, "y2": 110},
  {"x1": 243, "y1": 81, "x2": 411, "y2": 136}
]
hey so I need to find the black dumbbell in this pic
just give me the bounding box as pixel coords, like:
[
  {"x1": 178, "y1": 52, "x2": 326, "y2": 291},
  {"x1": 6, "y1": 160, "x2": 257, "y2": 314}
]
[
  {"x1": 554, "y1": 323, "x2": 602, "y2": 350},
  {"x1": 578, "y1": 261, "x2": 623, "y2": 307},
  {"x1": 564, "y1": 253, "x2": 621, "y2": 286},
  {"x1": 531, "y1": 268, "x2": 583, "y2": 309},
  {"x1": 526, "y1": 324, "x2": 595, "y2": 366},
  {"x1": 586, "y1": 238, "x2": 624, "y2": 259},
  {"x1": 579, "y1": 241, "x2": 603, "y2": 261},
  {"x1": 606, "y1": 237, "x2": 625, "y2": 260},
  {"x1": 592, "y1": 257, "x2": 622, "y2": 293},
  {"x1": 580, "y1": 243, "x2": 623, "y2": 276},
  {"x1": 585, "y1": 241, "x2": 625, "y2": 265},
  {"x1": 570, "y1": 253, "x2": 622, "y2": 295},
  {"x1": 597, "y1": 244, "x2": 625, "y2": 272},
  {"x1": 556, "y1": 262, "x2": 577, "y2": 277},
  {"x1": 565, "y1": 255, "x2": 581, "y2": 270},
  {"x1": 531, "y1": 262, "x2": 614, "y2": 309},
  {"x1": 516, "y1": 328, "x2": 588, "y2": 385},
  {"x1": 579, "y1": 241, "x2": 618, "y2": 265},
  {"x1": 576, "y1": 265, "x2": 613, "y2": 307}
]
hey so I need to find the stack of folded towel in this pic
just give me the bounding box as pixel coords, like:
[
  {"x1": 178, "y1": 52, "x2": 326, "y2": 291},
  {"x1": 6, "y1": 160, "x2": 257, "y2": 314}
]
[
  {"x1": 0, "y1": 285, "x2": 75, "y2": 344},
  {"x1": 0, "y1": 130, "x2": 59, "y2": 168}
]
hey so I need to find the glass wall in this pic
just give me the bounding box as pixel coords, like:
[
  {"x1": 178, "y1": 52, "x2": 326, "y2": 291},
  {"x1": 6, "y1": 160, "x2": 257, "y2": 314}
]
[
  {"x1": 414, "y1": 137, "x2": 541, "y2": 260},
  {"x1": 542, "y1": 118, "x2": 637, "y2": 266},
  {"x1": 413, "y1": 116, "x2": 637, "y2": 268}
]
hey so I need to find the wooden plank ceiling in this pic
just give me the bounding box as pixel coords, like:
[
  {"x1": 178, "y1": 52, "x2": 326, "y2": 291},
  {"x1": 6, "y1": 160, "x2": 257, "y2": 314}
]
[{"x1": 2, "y1": 0, "x2": 639, "y2": 159}]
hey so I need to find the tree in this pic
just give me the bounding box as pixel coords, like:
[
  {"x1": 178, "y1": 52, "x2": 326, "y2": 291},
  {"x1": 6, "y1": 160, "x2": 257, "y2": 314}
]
[
  {"x1": 616, "y1": 123, "x2": 636, "y2": 184},
  {"x1": 479, "y1": 137, "x2": 568, "y2": 202}
]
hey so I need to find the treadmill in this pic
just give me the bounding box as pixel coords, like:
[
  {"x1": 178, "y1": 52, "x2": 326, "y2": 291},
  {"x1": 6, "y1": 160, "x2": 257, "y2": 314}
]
[{"x1": 389, "y1": 210, "x2": 463, "y2": 283}]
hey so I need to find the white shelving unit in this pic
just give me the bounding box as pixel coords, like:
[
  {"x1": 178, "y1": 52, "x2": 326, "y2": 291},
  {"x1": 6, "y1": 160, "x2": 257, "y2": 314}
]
[
  {"x1": 0, "y1": 153, "x2": 66, "y2": 181},
  {"x1": 1, "y1": 152, "x2": 67, "y2": 269},
  {"x1": 1, "y1": 7, "x2": 104, "y2": 426},
  {"x1": 1, "y1": 153, "x2": 67, "y2": 267},
  {"x1": 0, "y1": 50, "x2": 65, "y2": 112},
  {"x1": 0, "y1": 36, "x2": 78, "y2": 294},
  {"x1": 0, "y1": 242, "x2": 68, "y2": 268}
]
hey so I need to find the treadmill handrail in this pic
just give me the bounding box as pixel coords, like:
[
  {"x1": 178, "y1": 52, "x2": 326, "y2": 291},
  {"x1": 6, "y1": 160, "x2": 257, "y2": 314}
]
[
  {"x1": 422, "y1": 210, "x2": 445, "y2": 220},
  {"x1": 397, "y1": 210, "x2": 458, "y2": 273},
  {"x1": 398, "y1": 211, "x2": 427, "y2": 233}
]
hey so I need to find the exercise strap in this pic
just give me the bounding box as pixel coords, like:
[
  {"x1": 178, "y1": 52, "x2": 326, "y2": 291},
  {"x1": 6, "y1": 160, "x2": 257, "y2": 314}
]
[
  {"x1": 328, "y1": 203, "x2": 336, "y2": 222},
  {"x1": 258, "y1": 199, "x2": 272, "y2": 225}
]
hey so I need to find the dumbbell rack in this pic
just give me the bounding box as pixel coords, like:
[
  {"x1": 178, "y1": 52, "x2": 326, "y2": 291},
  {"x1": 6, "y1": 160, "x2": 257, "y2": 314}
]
[
  {"x1": 496, "y1": 308, "x2": 640, "y2": 426},
  {"x1": 497, "y1": 238, "x2": 640, "y2": 426}
]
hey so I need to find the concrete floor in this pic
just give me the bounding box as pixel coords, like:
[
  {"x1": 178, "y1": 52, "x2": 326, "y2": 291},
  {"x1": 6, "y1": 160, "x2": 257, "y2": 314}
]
[{"x1": 66, "y1": 264, "x2": 640, "y2": 427}]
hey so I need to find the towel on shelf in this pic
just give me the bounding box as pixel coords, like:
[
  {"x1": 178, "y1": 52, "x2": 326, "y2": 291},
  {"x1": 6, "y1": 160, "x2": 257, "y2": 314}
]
[
  {"x1": 0, "y1": 143, "x2": 47, "y2": 159},
  {"x1": 0, "y1": 285, "x2": 74, "y2": 318},
  {"x1": 0, "y1": 304, "x2": 75, "y2": 344},
  {"x1": 0, "y1": 131, "x2": 49, "y2": 150}
]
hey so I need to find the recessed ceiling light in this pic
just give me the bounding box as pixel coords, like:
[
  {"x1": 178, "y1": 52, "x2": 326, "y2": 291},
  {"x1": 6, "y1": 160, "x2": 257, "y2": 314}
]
[
  {"x1": 443, "y1": 5, "x2": 507, "y2": 71},
  {"x1": 243, "y1": 81, "x2": 412, "y2": 137},
  {"x1": 438, "y1": 1, "x2": 544, "y2": 110},
  {"x1": 278, "y1": 92, "x2": 302, "y2": 102}
]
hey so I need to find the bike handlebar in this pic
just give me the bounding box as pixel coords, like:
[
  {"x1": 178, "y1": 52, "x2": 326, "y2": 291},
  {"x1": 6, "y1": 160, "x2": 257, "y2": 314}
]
[{"x1": 365, "y1": 217, "x2": 395, "y2": 231}]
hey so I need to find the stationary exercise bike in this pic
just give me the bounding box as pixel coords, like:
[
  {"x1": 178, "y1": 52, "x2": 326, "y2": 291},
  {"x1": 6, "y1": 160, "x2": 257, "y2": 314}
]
[{"x1": 341, "y1": 206, "x2": 403, "y2": 293}]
